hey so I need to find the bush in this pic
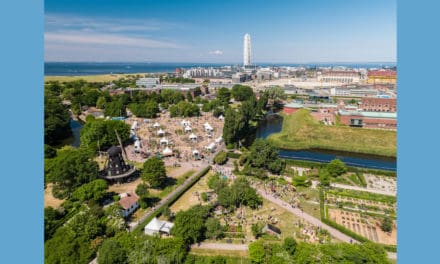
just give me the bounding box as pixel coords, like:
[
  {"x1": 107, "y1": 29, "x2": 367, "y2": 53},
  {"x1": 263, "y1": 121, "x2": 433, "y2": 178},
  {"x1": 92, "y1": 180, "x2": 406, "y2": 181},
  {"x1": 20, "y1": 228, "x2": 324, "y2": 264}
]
[
  {"x1": 326, "y1": 159, "x2": 347, "y2": 177},
  {"x1": 381, "y1": 217, "x2": 393, "y2": 232},
  {"x1": 201, "y1": 192, "x2": 208, "y2": 202},
  {"x1": 214, "y1": 151, "x2": 228, "y2": 165}
]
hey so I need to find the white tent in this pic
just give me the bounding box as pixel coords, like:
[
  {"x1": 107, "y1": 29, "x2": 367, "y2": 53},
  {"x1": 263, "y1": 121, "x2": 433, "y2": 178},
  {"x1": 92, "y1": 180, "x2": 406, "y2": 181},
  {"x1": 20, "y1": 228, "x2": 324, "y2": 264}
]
[
  {"x1": 205, "y1": 142, "x2": 216, "y2": 152},
  {"x1": 189, "y1": 133, "x2": 197, "y2": 140},
  {"x1": 215, "y1": 136, "x2": 223, "y2": 143},
  {"x1": 204, "y1": 124, "x2": 213, "y2": 132},
  {"x1": 157, "y1": 129, "x2": 165, "y2": 136},
  {"x1": 163, "y1": 147, "x2": 173, "y2": 156},
  {"x1": 192, "y1": 149, "x2": 199, "y2": 156},
  {"x1": 134, "y1": 139, "x2": 142, "y2": 151},
  {"x1": 218, "y1": 115, "x2": 224, "y2": 120},
  {"x1": 144, "y1": 217, "x2": 174, "y2": 236},
  {"x1": 181, "y1": 120, "x2": 191, "y2": 127},
  {"x1": 184, "y1": 126, "x2": 192, "y2": 132},
  {"x1": 131, "y1": 121, "x2": 138, "y2": 131},
  {"x1": 153, "y1": 122, "x2": 160, "y2": 128},
  {"x1": 160, "y1": 137, "x2": 168, "y2": 145}
]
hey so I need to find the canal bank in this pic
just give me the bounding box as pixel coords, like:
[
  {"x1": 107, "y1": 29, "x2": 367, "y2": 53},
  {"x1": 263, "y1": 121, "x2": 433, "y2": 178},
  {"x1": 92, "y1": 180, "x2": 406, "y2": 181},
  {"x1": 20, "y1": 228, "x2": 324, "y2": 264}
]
[{"x1": 256, "y1": 114, "x2": 396, "y2": 171}]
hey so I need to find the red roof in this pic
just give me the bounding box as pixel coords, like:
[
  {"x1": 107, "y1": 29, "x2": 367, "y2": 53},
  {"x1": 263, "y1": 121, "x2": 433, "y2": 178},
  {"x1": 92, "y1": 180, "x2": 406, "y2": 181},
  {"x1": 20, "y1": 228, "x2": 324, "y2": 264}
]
[
  {"x1": 368, "y1": 70, "x2": 396, "y2": 77},
  {"x1": 118, "y1": 192, "x2": 139, "y2": 210}
]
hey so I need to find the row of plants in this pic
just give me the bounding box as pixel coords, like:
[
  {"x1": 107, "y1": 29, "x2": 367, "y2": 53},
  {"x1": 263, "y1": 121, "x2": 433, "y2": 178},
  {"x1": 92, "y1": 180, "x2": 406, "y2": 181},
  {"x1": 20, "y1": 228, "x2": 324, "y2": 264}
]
[
  {"x1": 327, "y1": 188, "x2": 396, "y2": 204},
  {"x1": 284, "y1": 159, "x2": 396, "y2": 177},
  {"x1": 320, "y1": 189, "x2": 397, "y2": 253}
]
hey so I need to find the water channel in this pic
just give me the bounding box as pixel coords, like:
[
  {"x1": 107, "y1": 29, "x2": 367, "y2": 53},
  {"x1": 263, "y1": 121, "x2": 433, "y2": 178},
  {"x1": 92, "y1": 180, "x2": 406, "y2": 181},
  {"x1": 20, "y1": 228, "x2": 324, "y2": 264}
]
[{"x1": 256, "y1": 114, "x2": 396, "y2": 171}]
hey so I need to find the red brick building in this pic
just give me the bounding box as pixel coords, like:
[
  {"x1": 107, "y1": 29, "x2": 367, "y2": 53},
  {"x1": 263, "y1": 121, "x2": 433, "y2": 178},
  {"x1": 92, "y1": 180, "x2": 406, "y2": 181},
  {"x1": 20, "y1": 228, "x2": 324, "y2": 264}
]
[
  {"x1": 283, "y1": 102, "x2": 304, "y2": 114},
  {"x1": 338, "y1": 110, "x2": 396, "y2": 130},
  {"x1": 360, "y1": 97, "x2": 396, "y2": 112}
]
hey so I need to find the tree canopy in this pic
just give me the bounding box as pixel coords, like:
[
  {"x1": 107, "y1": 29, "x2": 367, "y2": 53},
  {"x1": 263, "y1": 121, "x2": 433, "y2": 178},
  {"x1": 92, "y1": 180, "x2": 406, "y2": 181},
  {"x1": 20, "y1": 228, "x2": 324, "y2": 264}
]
[
  {"x1": 80, "y1": 119, "x2": 130, "y2": 151},
  {"x1": 72, "y1": 179, "x2": 108, "y2": 203},
  {"x1": 45, "y1": 93, "x2": 71, "y2": 145},
  {"x1": 247, "y1": 139, "x2": 285, "y2": 174},
  {"x1": 171, "y1": 205, "x2": 211, "y2": 244},
  {"x1": 141, "y1": 157, "x2": 167, "y2": 188},
  {"x1": 231, "y1": 85, "x2": 254, "y2": 101},
  {"x1": 46, "y1": 147, "x2": 98, "y2": 198},
  {"x1": 326, "y1": 159, "x2": 347, "y2": 177}
]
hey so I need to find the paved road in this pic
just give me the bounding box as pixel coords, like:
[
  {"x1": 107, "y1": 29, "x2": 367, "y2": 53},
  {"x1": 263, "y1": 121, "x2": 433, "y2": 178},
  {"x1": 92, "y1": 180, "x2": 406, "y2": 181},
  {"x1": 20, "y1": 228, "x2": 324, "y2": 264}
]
[{"x1": 331, "y1": 183, "x2": 396, "y2": 196}]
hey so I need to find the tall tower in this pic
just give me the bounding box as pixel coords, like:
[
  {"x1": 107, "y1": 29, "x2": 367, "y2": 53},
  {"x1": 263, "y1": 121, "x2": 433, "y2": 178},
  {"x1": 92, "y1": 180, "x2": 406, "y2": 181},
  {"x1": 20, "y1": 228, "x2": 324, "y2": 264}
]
[{"x1": 243, "y1": 33, "x2": 251, "y2": 66}]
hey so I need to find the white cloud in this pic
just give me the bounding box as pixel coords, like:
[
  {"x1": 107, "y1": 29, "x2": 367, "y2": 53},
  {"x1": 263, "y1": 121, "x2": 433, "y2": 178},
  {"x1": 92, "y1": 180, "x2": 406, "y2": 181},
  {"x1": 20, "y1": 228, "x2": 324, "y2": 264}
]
[
  {"x1": 45, "y1": 31, "x2": 182, "y2": 49},
  {"x1": 209, "y1": 50, "x2": 223, "y2": 55}
]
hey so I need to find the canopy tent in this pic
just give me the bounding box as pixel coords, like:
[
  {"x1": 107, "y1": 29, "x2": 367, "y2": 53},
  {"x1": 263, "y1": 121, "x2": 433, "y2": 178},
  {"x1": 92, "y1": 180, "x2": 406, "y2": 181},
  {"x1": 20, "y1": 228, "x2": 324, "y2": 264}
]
[
  {"x1": 134, "y1": 139, "x2": 142, "y2": 151},
  {"x1": 205, "y1": 142, "x2": 216, "y2": 152},
  {"x1": 131, "y1": 121, "x2": 138, "y2": 131},
  {"x1": 157, "y1": 129, "x2": 165, "y2": 136},
  {"x1": 218, "y1": 115, "x2": 224, "y2": 120},
  {"x1": 144, "y1": 217, "x2": 174, "y2": 236},
  {"x1": 189, "y1": 133, "x2": 197, "y2": 140},
  {"x1": 162, "y1": 147, "x2": 173, "y2": 156},
  {"x1": 215, "y1": 136, "x2": 223, "y2": 143},
  {"x1": 204, "y1": 124, "x2": 213, "y2": 132},
  {"x1": 181, "y1": 120, "x2": 191, "y2": 127},
  {"x1": 184, "y1": 126, "x2": 192, "y2": 132},
  {"x1": 153, "y1": 122, "x2": 160, "y2": 128},
  {"x1": 160, "y1": 137, "x2": 168, "y2": 145},
  {"x1": 192, "y1": 149, "x2": 199, "y2": 156}
]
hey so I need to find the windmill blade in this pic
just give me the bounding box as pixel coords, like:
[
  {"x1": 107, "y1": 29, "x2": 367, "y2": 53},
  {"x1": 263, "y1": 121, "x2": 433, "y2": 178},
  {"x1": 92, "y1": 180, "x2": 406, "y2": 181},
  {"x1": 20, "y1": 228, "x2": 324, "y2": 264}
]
[{"x1": 115, "y1": 129, "x2": 128, "y2": 161}]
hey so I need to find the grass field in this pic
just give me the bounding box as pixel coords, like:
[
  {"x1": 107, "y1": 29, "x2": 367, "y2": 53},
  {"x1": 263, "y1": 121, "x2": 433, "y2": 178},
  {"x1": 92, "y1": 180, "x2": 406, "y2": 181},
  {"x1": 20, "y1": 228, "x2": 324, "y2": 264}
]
[
  {"x1": 268, "y1": 109, "x2": 396, "y2": 157},
  {"x1": 44, "y1": 73, "x2": 144, "y2": 83}
]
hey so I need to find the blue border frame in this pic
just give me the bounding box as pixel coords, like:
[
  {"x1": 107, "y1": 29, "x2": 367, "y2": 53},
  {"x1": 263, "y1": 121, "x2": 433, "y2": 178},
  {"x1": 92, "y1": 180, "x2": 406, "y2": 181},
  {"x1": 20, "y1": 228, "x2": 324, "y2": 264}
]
[{"x1": 0, "y1": 0, "x2": 44, "y2": 263}]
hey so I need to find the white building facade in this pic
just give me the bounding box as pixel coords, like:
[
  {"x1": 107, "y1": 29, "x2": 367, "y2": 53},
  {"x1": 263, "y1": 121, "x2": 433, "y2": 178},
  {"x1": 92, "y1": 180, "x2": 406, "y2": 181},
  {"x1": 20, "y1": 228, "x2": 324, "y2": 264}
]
[{"x1": 243, "y1": 33, "x2": 251, "y2": 66}]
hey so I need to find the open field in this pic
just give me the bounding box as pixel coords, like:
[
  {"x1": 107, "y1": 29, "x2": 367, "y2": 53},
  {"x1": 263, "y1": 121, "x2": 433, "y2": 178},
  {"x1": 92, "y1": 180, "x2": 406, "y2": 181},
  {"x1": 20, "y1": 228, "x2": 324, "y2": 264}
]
[
  {"x1": 268, "y1": 109, "x2": 396, "y2": 157},
  {"x1": 170, "y1": 171, "x2": 213, "y2": 213},
  {"x1": 44, "y1": 183, "x2": 65, "y2": 208},
  {"x1": 44, "y1": 73, "x2": 144, "y2": 83}
]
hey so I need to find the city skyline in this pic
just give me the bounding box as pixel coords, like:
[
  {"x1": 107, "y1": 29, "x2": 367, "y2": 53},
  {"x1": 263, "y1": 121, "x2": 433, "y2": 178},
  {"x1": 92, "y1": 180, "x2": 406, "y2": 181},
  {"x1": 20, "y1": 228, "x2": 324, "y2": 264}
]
[{"x1": 45, "y1": 0, "x2": 396, "y2": 63}]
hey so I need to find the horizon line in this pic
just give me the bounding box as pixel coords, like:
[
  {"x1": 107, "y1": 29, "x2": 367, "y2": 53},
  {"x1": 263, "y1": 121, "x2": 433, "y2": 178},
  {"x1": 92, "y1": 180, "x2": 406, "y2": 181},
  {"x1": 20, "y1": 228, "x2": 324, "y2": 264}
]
[{"x1": 45, "y1": 61, "x2": 397, "y2": 64}]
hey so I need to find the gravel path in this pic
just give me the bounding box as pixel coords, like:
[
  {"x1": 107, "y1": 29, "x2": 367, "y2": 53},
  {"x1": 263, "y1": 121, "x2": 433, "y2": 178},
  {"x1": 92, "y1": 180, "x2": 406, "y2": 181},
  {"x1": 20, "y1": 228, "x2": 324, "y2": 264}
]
[{"x1": 331, "y1": 183, "x2": 396, "y2": 196}]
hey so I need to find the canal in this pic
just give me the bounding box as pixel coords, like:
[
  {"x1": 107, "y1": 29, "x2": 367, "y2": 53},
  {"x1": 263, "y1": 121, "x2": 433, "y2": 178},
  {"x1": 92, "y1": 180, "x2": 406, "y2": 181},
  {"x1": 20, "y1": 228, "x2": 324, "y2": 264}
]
[
  {"x1": 69, "y1": 119, "x2": 83, "y2": 148},
  {"x1": 256, "y1": 114, "x2": 396, "y2": 171}
]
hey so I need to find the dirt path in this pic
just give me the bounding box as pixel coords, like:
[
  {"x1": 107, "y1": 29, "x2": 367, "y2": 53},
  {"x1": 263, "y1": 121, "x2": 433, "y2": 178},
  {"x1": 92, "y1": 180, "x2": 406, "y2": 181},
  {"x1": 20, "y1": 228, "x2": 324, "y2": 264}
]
[{"x1": 191, "y1": 243, "x2": 248, "y2": 251}]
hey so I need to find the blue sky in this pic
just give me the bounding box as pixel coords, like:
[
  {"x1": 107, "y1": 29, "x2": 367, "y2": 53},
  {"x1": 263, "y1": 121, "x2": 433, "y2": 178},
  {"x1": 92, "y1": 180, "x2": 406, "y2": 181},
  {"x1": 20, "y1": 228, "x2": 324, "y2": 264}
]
[{"x1": 45, "y1": 0, "x2": 396, "y2": 63}]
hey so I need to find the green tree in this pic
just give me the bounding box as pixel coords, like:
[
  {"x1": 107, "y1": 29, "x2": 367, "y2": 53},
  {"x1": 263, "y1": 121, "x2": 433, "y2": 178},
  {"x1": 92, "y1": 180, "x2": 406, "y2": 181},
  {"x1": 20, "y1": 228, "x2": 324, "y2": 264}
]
[
  {"x1": 283, "y1": 237, "x2": 298, "y2": 256},
  {"x1": 46, "y1": 147, "x2": 99, "y2": 198},
  {"x1": 171, "y1": 205, "x2": 211, "y2": 244},
  {"x1": 326, "y1": 159, "x2": 347, "y2": 177},
  {"x1": 96, "y1": 96, "x2": 108, "y2": 109},
  {"x1": 80, "y1": 119, "x2": 130, "y2": 151},
  {"x1": 104, "y1": 101, "x2": 125, "y2": 117},
  {"x1": 214, "y1": 151, "x2": 228, "y2": 165},
  {"x1": 217, "y1": 87, "x2": 231, "y2": 104},
  {"x1": 141, "y1": 157, "x2": 166, "y2": 188},
  {"x1": 44, "y1": 207, "x2": 66, "y2": 240},
  {"x1": 205, "y1": 218, "x2": 224, "y2": 239},
  {"x1": 44, "y1": 144, "x2": 57, "y2": 159},
  {"x1": 249, "y1": 240, "x2": 266, "y2": 264},
  {"x1": 207, "y1": 173, "x2": 228, "y2": 192},
  {"x1": 45, "y1": 94, "x2": 71, "y2": 145},
  {"x1": 72, "y1": 179, "x2": 108, "y2": 203},
  {"x1": 381, "y1": 217, "x2": 393, "y2": 232},
  {"x1": 319, "y1": 169, "x2": 331, "y2": 187},
  {"x1": 231, "y1": 84, "x2": 254, "y2": 101},
  {"x1": 251, "y1": 222, "x2": 264, "y2": 238},
  {"x1": 97, "y1": 239, "x2": 128, "y2": 264},
  {"x1": 248, "y1": 139, "x2": 285, "y2": 174}
]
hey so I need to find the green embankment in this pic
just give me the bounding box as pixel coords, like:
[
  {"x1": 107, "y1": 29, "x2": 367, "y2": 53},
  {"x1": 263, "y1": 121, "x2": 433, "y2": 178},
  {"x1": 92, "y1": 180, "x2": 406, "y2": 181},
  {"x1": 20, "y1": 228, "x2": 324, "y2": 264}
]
[{"x1": 268, "y1": 109, "x2": 396, "y2": 157}]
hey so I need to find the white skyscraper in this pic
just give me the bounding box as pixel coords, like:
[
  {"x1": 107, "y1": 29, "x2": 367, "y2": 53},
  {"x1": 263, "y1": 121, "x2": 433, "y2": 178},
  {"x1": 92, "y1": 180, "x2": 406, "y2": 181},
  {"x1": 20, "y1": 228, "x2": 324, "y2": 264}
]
[{"x1": 243, "y1": 33, "x2": 251, "y2": 66}]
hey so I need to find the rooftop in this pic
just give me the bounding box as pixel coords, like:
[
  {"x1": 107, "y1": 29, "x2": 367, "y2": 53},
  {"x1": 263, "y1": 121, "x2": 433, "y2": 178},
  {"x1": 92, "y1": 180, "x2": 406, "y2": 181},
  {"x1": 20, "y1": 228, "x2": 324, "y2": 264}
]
[
  {"x1": 118, "y1": 192, "x2": 139, "y2": 210},
  {"x1": 338, "y1": 110, "x2": 397, "y2": 119},
  {"x1": 284, "y1": 102, "x2": 304, "y2": 109}
]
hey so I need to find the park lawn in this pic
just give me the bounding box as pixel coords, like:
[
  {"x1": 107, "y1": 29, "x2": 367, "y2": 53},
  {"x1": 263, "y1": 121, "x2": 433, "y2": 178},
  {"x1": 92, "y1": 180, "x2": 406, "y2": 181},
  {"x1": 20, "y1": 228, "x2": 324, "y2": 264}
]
[
  {"x1": 268, "y1": 109, "x2": 396, "y2": 157},
  {"x1": 44, "y1": 73, "x2": 144, "y2": 83}
]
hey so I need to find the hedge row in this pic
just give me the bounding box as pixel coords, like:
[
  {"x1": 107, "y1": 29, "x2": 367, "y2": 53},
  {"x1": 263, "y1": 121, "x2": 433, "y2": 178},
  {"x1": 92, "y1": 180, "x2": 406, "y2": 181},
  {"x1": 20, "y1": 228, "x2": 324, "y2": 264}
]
[
  {"x1": 283, "y1": 158, "x2": 396, "y2": 177},
  {"x1": 226, "y1": 152, "x2": 241, "y2": 159},
  {"x1": 133, "y1": 166, "x2": 212, "y2": 234}
]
